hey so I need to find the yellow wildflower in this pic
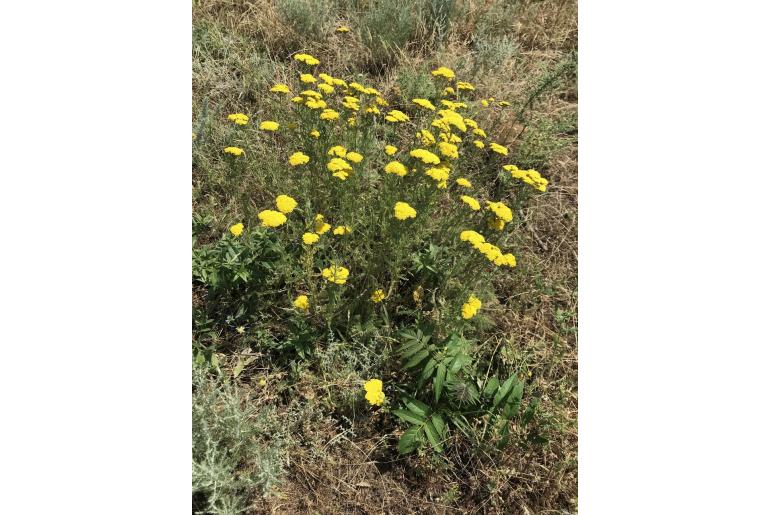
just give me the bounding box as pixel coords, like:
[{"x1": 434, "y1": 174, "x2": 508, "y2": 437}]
[
  {"x1": 394, "y1": 201, "x2": 417, "y2": 220},
  {"x1": 302, "y1": 232, "x2": 320, "y2": 245},
  {"x1": 294, "y1": 53, "x2": 320, "y2": 66},
  {"x1": 294, "y1": 295, "x2": 309, "y2": 310},
  {"x1": 473, "y1": 140, "x2": 485, "y2": 149},
  {"x1": 456, "y1": 177, "x2": 472, "y2": 188},
  {"x1": 320, "y1": 108, "x2": 340, "y2": 120},
  {"x1": 310, "y1": 129, "x2": 320, "y2": 138},
  {"x1": 345, "y1": 151, "x2": 363, "y2": 163},
  {"x1": 327, "y1": 146, "x2": 347, "y2": 158},
  {"x1": 305, "y1": 98, "x2": 328, "y2": 110},
  {"x1": 489, "y1": 142, "x2": 508, "y2": 155},
  {"x1": 289, "y1": 152, "x2": 310, "y2": 166},
  {"x1": 301, "y1": 89, "x2": 323, "y2": 99},
  {"x1": 314, "y1": 214, "x2": 331, "y2": 234},
  {"x1": 444, "y1": 86, "x2": 455, "y2": 96},
  {"x1": 236, "y1": 326, "x2": 245, "y2": 334},
  {"x1": 229, "y1": 223, "x2": 244, "y2": 236},
  {"x1": 461, "y1": 295, "x2": 482, "y2": 319},
  {"x1": 327, "y1": 157, "x2": 352, "y2": 174},
  {"x1": 431, "y1": 66, "x2": 455, "y2": 79},
  {"x1": 258, "y1": 210, "x2": 287, "y2": 228},
  {"x1": 457, "y1": 81, "x2": 475, "y2": 91},
  {"x1": 384, "y1": 145, "x2": 398, "y2": 155},
  {"x1": 259, "y1": 378, "x2": 267, "y2": 386},
  {"x1": 291, "y1": 96, "x2": 304, "y2": 103},
  {"x1": 499, "y1": 101, "x2": 511, "y2": 107},
  {"x1": 300, "y1": 73, "x2": 316, "y2": 83},
  {"x1": 412, "y1": 98, "x2": 436, "y2": 111},
  {"x1": 488, "y1": 217, "x2": 505, "y2": 231},
  {"x1": 460, "y1": 230, "x2": 485, "y2": 246},
  {"x1": 321, "y1": 265, "x2": 350, "y2": 285},
  {"x1": 384, "y1": 161, "x2": 408, "y2": 177},
  {"x1": 473, "y1": 128, "x2": 487, "y2": 138},
  {"x1": 259, "y1": 121, "x2": 279, "y2": 131},
  {"x1": 275, "y1": 194, "x2": 298, "y2": 214},
  {"x1": 364, "y1": 379, "x2": 385, "y2": 406},
  {"x1": 486, "y1": 201, "x2": 513, "y2": 222},
  {"x1": 227, "y1": 113, "x2": 249, "y2": 125},
  {"x1": 270, "y1": 84, "x2": 291, "y2": 94},
  {"x1": 336, "y1": 25, "x2": 350, "y2": 33},
  {"x1": 438, "y1": 141, "x2": 459, "y2": 159},
  {"x1": 333, "y1": 225, "x2": 352, "y2": 235},
  {"x1": 425, "y1": 167, "x2": 449, "y2": 183},
  {"x1": 460, "y1": 195, "x2": 480, "y2": 211},
  {"x1": 224, "y1": 147, "x2": 244, "y2": 156},
  {"x1": 318, "y1": 83, "x2": 334, "y2": 94},
  {"x1": 371, "y1": 289, "x2": 386, "y2": 303},
  {"x1": 409, "y1": 148, "x2": 441, "y2": 164},
  {"x1": 417, "y1": 129, "x2": 436, "y2": 146},
  {"x1": 385, "y1": 110, "x2": 409, "y2": 122}
]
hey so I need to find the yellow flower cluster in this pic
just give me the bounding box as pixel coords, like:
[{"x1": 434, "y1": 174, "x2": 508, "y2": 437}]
[
  {"x1": 229, "y1": 223, "x2": 244, "y2": 236},
  {"x1": 227, "y1": 113, "x2": 249, "y2": 125},
  {"x1": 456, "y1": 178, "x2": 472, "y2": 188},
  {"x1": 431, "y1": 66, "x2": 455, "y2": 79},
  {"x1": 384, "y1": 145, "x2": 398, "y2": 156},
  {"x1": 461, "y1": 295, "x2": 482, "y2": 319},
  {"x1": 294, "y1": 53, "x2": 320, "y2": 66},
  {"x1": 333, "y1": 225, "x2": 352, "y2": 235},
  {"x1": 485, "y1": 201, "x2": 513, "y2": 223},
  {"x1": 294, "y1": 294, "x2": 309, "y2": 311},
  {"x1": 460, "y1": 195, "x2": 480, "y2": 211},
  {"x1": 384, "y1": 161, "x2": 408, "y2": 177},
  {"x1": 275, "y1": 194, "x2": 297, "y2": 214},
  {"x1": 322, "y1": 265, "x2": 350, "y2": 285},
  {"x1": 224, "y1": 146, "x2": 244, "y2": 156},
  {"x1": 459, "y1": 230, "x2": 517, "y2": 268},
  {"x1": 409, "y1": 148, "x2": 441, "y2": 164},
  {"x1": 258, "y1": 210, "x2": 287, "y2": 228},
  {"x1": 504, "y1": 165, "x2": 549, "y2": 192},
  {"x1": 302, "y1": 232, "x2": 320, "y2": 245},
  {"x1": 364, "y1": 379, "x2": 385, "y2": 406},
  {"x1": 314, "y1": 214, "x2": 331, "y2": 234},
  {"x1": 259, "y1": 120, "x2": 279, "y2": 131},
  {"x1": 289, "y1": 151, "x2": 310, "y2": 166},
  {"x1": 489, "y1": 142, "x2": 508, "y2": 155},
  {"x1": 394, "y1": 201, "x2": 417, "y2": 220},
  {"x1": 270, "y1": 84, "x2": 291, "y2": 94},
  {"x1": 412, "y1": 98, "x2": 436, "y2": 111},
  {"x1": 385, "y1": 110, "x2": 409, "y2": 123},
  {"x1": 371, "y1": 289, "x2": 386, "y2": 303}
]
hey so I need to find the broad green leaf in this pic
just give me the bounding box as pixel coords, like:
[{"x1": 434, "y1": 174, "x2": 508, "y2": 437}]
[
  {"x1": 405, "y1": 348, "x2": 430, "y2": 369},
  {"x1": 424, "y1": 420, "x2": 443, "y2": 452},
  {"x1": 405, "y1": 398, "x2": 431, "y2": 418},
  {"x1": 483, "y1": 376, "x2": 500, "y2": 398},
  {"x1": 210, "y1": 353, "x2": 220, "y2": 368},
  {"x1": 418, "y1": 358, "x2": 437, "y2": 388},
  {"x1": 232, "y1": 358, "x2": 244, "y2": 378},
  {"x1": 399, "y1": 340, "x2": 424, "y2": 359},
  {"x1": 433, "y1": 364, "x2": 446, "y2": 403},
  {"x1": 493, "y1": 374, "x2": 517, "y2": 408},
  {"x1": 398, "y1": 426, "x2": 422, "y2": 454},
  {"x1": 393, "y1": 409, "x2": 425, "y2": 425},
  {"x1": 431, "y1": 414, "x2": 447, "y2": 439}
]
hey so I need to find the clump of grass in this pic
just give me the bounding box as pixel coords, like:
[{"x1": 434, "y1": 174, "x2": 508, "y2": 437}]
[{"x1": 192, "y1": 364, "x2": 286, "y2": 513}]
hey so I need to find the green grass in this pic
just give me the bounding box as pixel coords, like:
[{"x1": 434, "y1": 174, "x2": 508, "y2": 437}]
[{"x1": 193, "y1": 0, "x2": 577, "y2": 512}]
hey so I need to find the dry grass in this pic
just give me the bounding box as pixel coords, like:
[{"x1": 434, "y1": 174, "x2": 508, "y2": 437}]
[{"x1": 193, "y1": 0, "x2": 577, "y2": 512}]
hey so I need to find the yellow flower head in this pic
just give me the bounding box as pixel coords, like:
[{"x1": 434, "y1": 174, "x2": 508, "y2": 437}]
[
  {"x1": 489, "y1": 142, "x2": 508, "y2": 155},
  {"x1": 437, "y1": 109, "x2": 467, "y2": 132},
  {"x1": 310, "y1": 129, "x2": 320, "y2": 138},
  {"x1": 461, "y1": 294, "x2": 482, "y2": 319},
  {"x1": 291, "y1": 96, "x2": 304, "y2": 103},
  {"x1": 460, "y1": 195, "x2": 480, "y2": 211},
  {"x1": 384, "y1": 161, "x2": 408, "y2": 177},
  {"x1": 228, "y1": 113, "x2": 249, "y2": 125},
  {"x1": 318, "y1": 83, "x2": 334, "y2": 94},
  {"x1": 499, "y1": 101, "x2": 511, "y2": 107},
  {"x1": 438, "y1": 141, "x2": 459, "y2": 159},
  {"x1": 336, "y1": 25, "x2": 350, "y2": 33},
  {"x1": 504, "y1": 165, "x2": 549, "y2": 192},
  {"x1": 318, "y1": 73, "x2": 334, "y2": 84},
  {"x1": 425, "y1": 166, "x2": 449, "y2": 183},
  {"x1": 289, "y1": 152, "x2": 310, "y2": 166},
  {"x1": 293, "y1": 294, "x2": 309, "y2": 310},
  {"x1": 345, "y1": 151, "x2": 363, "y2": 163},
  {"x1": 305, "y1": 98, "x2": 328, "y2": 110},
  {"x1": 327, "y1": 157, "x2": 352, "y2": 172},
  {"x1": 300, "y1": 73, "x2": 317, "y2": 83},
  {"x1": 314, "y1": 214, "x2": 331, "y2": 234},
  {"x1": 488, "y1": 216, "x2": 505, "y2": 231},
  {"x1": 363, "y1": 379, "x2": 385, "y2": 406},
  {"x1": 229, "y1": 223, "x2": 244, "y2": 236},
  {"x1": 302, "y1": 232, "x2": 320, "y2": 245},
  {"x1": 275, "y1": 194, "x2": 298, "y2": 214},
  {"x1": 384, "y1": 110, "x2": 410, "y2": 122},
  {"x1": 294, "y1": 53, "x2": 320, "y2": 66},
  {"x1": 384, "y1": 145, "x2": 398, "y2": 155},
  {"x1": 412, "y1": 98, "x2": 436, "y2": 111},
  {"x1": 258, "y1": 210, "x2": 287, "y2": 228},
  {"x1": 327, "y1": 145, "x2": 347, "y2": 158},
  {"x1": 460, "y1": 230, "x2": 485, "y2": 246},
  {"x1": 236, "y1": 326, "x2": 245, "y2": 334},
  {"x1": 224, "y1": 147, "x2": 244, "y2": 156},
  {"x1": 457, "y1": 81, "x2": 475, "y2": 91},
  {"x1": 473, "y1": 128, "x2": 487, "y2": 138},
  {"x1": 259, "y1": 121, "x2": 279, "y2": 131},
  {"x1": 456, "y1": 177, "x2": 472, "y2": 188},
  {"x1": 409, "y1": 148, "x2": 441, "y2": 164},
  {"x1": 444, "y1": 86, "x2": 455, "y2": 96},
  {"x1": 332, "y1": 171, "x2": 349, "y2": 181},
  {"x1": 431, "y1": 66, "x2": 455, "y2": 79},
  {"x1": 301, "y1": 89, "x2": 323, "y2": 99},
  {"x1": 270, "y1": 84, "x2": 291, "y2": 94},
  {"x1": 473, "y1": 140, "x2": 485, "y2": 149},
  {"x1": 320, "y1": 108, "x2": 340, "y2": 120},
  {"x1": 394, "y1": 201, "x2": 417, "y2": 220},
  {"x1": 333, "y1": 225, "x2": 352, "y2": 235},
  {"x1": 417, "y1": 129, "x2": 436, "y2": 146},
  {"x1": 321, "y1": 265, "x2": 350, "y2": 285},
  {"x1": 486, "y1": 201, "x2": 513, "y2": 222},
  {"x1": 493, "y1": 253, "x2": 517, "y2": 268},
  {"x1": 371, "y1": 289, "x2": 386, "y2": 303}
]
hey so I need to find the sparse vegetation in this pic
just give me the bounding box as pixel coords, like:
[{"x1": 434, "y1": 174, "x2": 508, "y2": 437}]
[{"x1": 193, "y1": 0, "x2": 577, "y2": 512}]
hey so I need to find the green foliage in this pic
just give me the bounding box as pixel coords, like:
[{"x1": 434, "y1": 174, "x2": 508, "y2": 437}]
[
  {"x1": 277, "y1": 0, "x2": 335, "y2": 42},
  {"x1": 192, "y1": 364, "x2": 286, "y2": 513}
]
